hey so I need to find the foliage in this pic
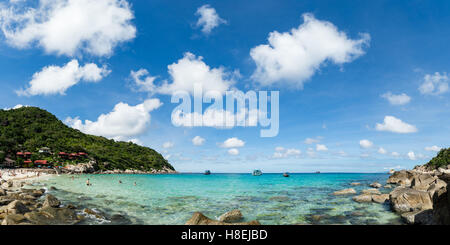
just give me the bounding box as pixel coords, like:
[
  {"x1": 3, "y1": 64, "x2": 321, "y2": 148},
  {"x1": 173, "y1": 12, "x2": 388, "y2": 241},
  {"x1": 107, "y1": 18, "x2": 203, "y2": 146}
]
[
  {"x1": 0, "y1": 107, "x2": 174, "y2": 171},
  {"x1": 426, "y1": 148, "x2": 450, "y2": 169}
]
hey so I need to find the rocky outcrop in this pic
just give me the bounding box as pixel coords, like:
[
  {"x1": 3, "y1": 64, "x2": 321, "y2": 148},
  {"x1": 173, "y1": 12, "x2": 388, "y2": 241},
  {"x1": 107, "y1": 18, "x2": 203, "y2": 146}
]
[
  {"x1": 218, "y1": 209, "x2": 243, "y2": 223},
  {"x1": 387, "y1": 165, "x2": 450, "y2": 225},
  {"x1": 332, "y1": 188, "x2": 356, "y2": 195},
  {"x1": 63, "y1": 161, "x2": 97, "y2": 174},
  {"x1": 186, "y1": 212, "x2": 260, "y2": 225},
  {"x1": 352, "y1": 194, "x2": 372, "y2": 203},
  {"x1": 43, "y1": 194, "x2": 61, "y2": 208},
  {"x1": 370, "y1": 182, "x2": 382, "y2": 188},
  {"x1": 372, "y1": 194, "x2": 390, "y2": 204},
  {"x1": 98, "y1": 167, "x2": 177, "y2": 174}
]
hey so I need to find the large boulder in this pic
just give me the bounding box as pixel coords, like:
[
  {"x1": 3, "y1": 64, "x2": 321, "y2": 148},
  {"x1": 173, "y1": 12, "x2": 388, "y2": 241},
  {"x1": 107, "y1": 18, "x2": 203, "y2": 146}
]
[
  {"x1": 0, "y1": 200, "x2": 29, "y2": 214},
  {"x1": 411, "y1": 173, "x2": 437, "y2": 191},
  {"x1": 43, "y1": 194, "x2": 61, "y2": 208},
  {"x1": 1, "y1": 214, "x2": 26, "y2": 225},
  {"x1": 186, "y1": 212, "x2": 260, "y2": 225},
  {"x1": 401, "y1": 210, "x2": 433, "y2": 225},
  {"x1": 25, "y1": 207, "x2": 80, "y2": 225},
  {"x1": 218, "y1": 209, "x2": 243, "y2": 223},
  {"x1": 389, "y1": 187, "x2": 433, "y2": 213},
  {"x1": 332, "y1": 188, "x2": 356, "y2": 195},
  {"x1": 430, "y1": 180, "x2": 450, "y2": 225},
  {"x1": 370, "y1": 182, "x2": 382, "y2": 188},
  {"x1": 361, "y1": 189, "x2": 381, "y2": 195},
  {"x1": 0, "y1": 189, "x2": 5, "y2": 196},
  {"x1": 372, "y1": 194, "x2": 390, "y2": 204},
  {"x1": 352, "y1": 194, "x2": 373, "y2": 203},
  {"x1": 387, "y1": 170, "x2": 415, "y2": 186}
]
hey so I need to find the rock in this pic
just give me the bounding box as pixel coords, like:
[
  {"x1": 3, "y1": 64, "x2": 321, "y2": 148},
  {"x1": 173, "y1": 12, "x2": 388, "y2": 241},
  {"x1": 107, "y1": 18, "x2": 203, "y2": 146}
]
[
  {"x1": 66, "y1": 204, "x2": 76, "y2": 209},
  {"x1": 0, "y1": 200, "x2": 29, "y2": 214},
  {"x1": 426, "y1": 179, "x2": 447, "y2": 197},
  {"x1": 389, "y1": 187, "x2": 433, "y2": 213},
  {"x1": 361, "y1": 189, "x2": 381, "y2": 195},
  {"x1": 83, "y1": 208, "x2": 105, "y2": 220},
  {"x1": 25, "y1": 207, "x2": 80, "y2": 225},
  {"x1": 110, "y1": 214, "x2": 132, "y2": 225},
  {"x1": 430, "y1": 180, "x2": 450, "y2": 225},
  {"x1": 352, "y1": 194, "x2": 373, "y2": 203},
  {"x1": 0, "y1": 189, "x2": 6, "y2": 196},
  {"x1": 370, "y1": 182, "x2": 382, "y2": 188},
  {"x1": 372, "y1": 194, "x2": 390, "y2": 204},
  {"x1": 49, "y1": 186, "x2": 57, "y2": 191},
  {"x1": 411, "y1": 173, "x2": 437, "y2": 191},
  {"x1": 43, "y1": 194, "x2": 61, "y2": 208},
  {"x1": 185, "y1": 212, "x2": 260, "y2": 225},
  {"x1": 387, "y1": 170, "x2": 415, "y2": 186},
  {"x1": 350, "y1": 182, "x2": 361, "y2": 186},
  {"x1": 219, "y1": 209, "x2": 243, "y2": 223},
  {"x1": 1, "y1": 214, "x2": 26, "y2": 225},
  {"x1": 332, "y1": 188, "x2": 356, "y2": 195},
  {"x1": 1, "y1": 181, "x2": 12, "y2": 189},
  {"x1": 269, "y1": 196, "x2": 289, "y2": 201},
  {"x1": 401, "y1": 210, "x2": 433, "y2": 225}
]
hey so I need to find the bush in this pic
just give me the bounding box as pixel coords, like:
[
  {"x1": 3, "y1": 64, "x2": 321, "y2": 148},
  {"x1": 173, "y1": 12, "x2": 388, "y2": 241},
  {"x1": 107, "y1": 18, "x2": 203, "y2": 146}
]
[{"x1": 426, "y1": 148, "x2": 450, "y2": 169}]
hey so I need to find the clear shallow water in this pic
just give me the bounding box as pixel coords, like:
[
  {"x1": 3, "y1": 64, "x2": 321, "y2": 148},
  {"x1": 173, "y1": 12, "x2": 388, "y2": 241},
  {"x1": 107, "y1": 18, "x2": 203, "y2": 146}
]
[{"x1": 29, "y1": 173, "x2": 403, "y2": 225}]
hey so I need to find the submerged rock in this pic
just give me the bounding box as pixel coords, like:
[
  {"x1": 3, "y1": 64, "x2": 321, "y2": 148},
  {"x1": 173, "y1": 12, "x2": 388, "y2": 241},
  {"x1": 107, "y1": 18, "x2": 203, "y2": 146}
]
[
  {"x1": 186, "y1": 212, "x2": 260, "y2": 225},
  {"x1": 332, "y1": 188, "x2": 356, "y2": 195},
  {"x1": 219, "y1": 209, "x2": 243, "y2": 223},
  {"x1": 372, "y1": 194, "x2": 390, "y2": 204},
  {"x1": 350, "y1": 183, "x2": 361, "y2": 186},
  {"x1": 370, "y1": 182, "x2": 382, "y2": 188},
  {"x1": 352, "y1": 194, "x2": 373, "y2": 203},
  {"x1": 361, "y1": 189, "x2": 381, "y2": 195}
]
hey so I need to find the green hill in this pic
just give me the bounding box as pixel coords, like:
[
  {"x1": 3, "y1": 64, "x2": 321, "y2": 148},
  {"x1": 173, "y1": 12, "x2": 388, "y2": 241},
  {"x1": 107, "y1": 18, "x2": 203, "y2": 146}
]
[
  {"x1": 425, "y1": 148, "x2": 450, "y2": 169},
  {"x1": 0, "y1": 106, "x2": 174, "y2": 172}
]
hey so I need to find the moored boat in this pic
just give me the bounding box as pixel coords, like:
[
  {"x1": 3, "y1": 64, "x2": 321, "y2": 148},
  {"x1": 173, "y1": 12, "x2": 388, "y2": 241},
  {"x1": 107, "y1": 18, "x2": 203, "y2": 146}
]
[
  {"x1": 283, "y1": 172, "x2": 289, "y2": 177},
  {"x1": 252, "y1": 170, "x2": 262, "y2": 176},
  {"x1": 204, "y1": 170, "x2": 211, "y2": 175}
]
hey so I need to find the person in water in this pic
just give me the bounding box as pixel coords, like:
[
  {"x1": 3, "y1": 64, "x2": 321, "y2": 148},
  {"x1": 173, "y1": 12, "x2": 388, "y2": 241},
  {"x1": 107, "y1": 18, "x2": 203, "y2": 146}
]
[
  {"x1": 119, "y1": 180, "x2": 122, "y2": 184},
  {"x1": 134, "y1": 182, "x2": 136, "y2": 186},
  {"x1": 86, "y1": 179, "x2": 91, "y2": 186}
]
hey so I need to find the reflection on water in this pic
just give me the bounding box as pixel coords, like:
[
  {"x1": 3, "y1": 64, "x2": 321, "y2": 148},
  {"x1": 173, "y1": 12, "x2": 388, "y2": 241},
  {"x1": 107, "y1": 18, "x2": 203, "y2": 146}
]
[{"x1": 28, "y1": 173, "x2": 403, "y2": 225}]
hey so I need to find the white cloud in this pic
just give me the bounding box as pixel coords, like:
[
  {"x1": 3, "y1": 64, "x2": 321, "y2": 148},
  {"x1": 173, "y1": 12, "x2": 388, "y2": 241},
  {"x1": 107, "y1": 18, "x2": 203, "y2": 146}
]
[
  {"x1": 227, "y1": 148, "x2": 239, "y2": 156},
  {"x1": 195, "y1": 4, "x2": 226, "y2": 34},
  {"x1": 425, "y1": 145, "x2": 441, "y2": 152},
  {"x1": 65, "y1": 99, "x2": 162, "y2": 142},
  {"x1": 306, "y1": 147, "x2": 316, "y2": 157},
  {"x1": 3, "y1": 104, "x2": 29, "y2": 110},
  {"x1": 171, "y1": 108, "x2": 259, "y2": 128},
  {"x1": 391, "y1": 152, "x2": 400, "y2": 157},
  {"x1": 162, "y1": 142, "x2": 174, "y2": 149},
  {"x1": 272, "y1": 147, "x2": 301, "y2": 159},
  {"x1": 192, "y1": 136, "x2": 205, "y2": 146},
  {"x1": 359, "y1": 139, "x2": 373, "y2": 149},
  {"x1": 220, "y1": 137, "x2": 245, "y2": 148},
  {"x1": 381, "y1": 92, "x2": 411, "y2": 105},
  {"x1": 304, "y1": 137, "x2": 320, "y2": 144},
  {"x1": 316, "y1": 144, "x2": 328, "y2": 151},
  {"x1": 375, "y1": 116, "x2": 418, "y2": 134},
  {"x1": 378, "y1": 147, "x2": 387, "y2": 154},
  {"x1": 250, "y1": 13, "x2": 370, "y2": 87},
  {"x1": 419, "y1": 72, "x2": 449, "y2": 95},
  {"x1": 0, "y1": 0, "x2": 135, "y2": 57},
  {"x1": 131, "y1": 52, "x2": 236, "y2": 96},
  {"x1": 407, "y1": 151, "x2": 416, "y2": 160},
  {"x1": 17, "y1": 59, "x2": 110, "y2": 96}
]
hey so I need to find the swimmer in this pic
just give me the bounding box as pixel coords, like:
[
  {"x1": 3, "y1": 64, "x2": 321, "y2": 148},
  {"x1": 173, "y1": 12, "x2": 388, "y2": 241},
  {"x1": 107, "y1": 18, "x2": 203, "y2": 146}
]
[
  {"x1": 119, "y1": 180, "x2": 122, "y2": 184},
  {"x1": 86, "y1": 179, "x2": 91, "y2": 186},
  {"x1": 134, "y1": 182, "x2": 136, "y2": 186}
]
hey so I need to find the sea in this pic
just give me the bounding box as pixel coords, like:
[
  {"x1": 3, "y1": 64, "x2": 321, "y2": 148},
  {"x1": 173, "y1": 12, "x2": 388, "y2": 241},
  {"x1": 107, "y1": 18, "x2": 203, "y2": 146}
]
[{"x1": 27, "y1": 173, "x2": 403, "y2": 225}]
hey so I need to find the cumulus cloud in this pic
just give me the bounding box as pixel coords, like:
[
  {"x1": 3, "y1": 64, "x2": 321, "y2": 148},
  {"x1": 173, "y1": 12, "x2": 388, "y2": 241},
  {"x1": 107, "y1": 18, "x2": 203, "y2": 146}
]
[
  {"x1": 316, "y1": 144, "x2": 328, "y2": 151},
  {"x1": 381, "y1": 92, "x2": 411, "y2": 105},
  {"x1": 192, "y1": 136, "x2": 205, "y2": 146},
  {"x1": 195, "y1": 4, "x2": 226, "y2": 35},
  {"x1": 425, "y1": 145, "x2": 441, "y2": 152},
  {"x1": 0, "y1": 0, "x2": 136, "y2": 57},
  {"x1": 130, "y1": 52, "x2": 236, "y2": 96},
  {"x1": 378, "y1": 147, "x2": 387, "y2": 154},
  {"x1": 227, "y1": 148, "x2": 239, "y2": 156},
  {"x1": 407, "y1": 151, "x2": 416, "y2": 160},
  {"x1": 3, "y1": 104, "x2": 29, "y2": 110},
  {"x1": 304, "y1": 137, "x2": 321, "y2": 144},
  {"x1": 391, "y1": 152, "x2": 400, "y2": 157},
  {"x1": 419, "y1": 72, "x2": 449, "y2": 95},
  {"x1": 250, "y1": 13, "x2": 370, "y2": 87},
  {"x1": 220, "y1": 137, "x2": 245, "y2": 148},
  {"x1": 162, "y1": 142, "x2": 174, "y2": 149},
  {"x1": 272, "y1": 147, "x2": 301, "y2": 159},
  {"x1": 359, "y1": 139, "x2": 373, "y2": 149},
  {"x1": 17, "y1": 59, "x2": 110, "y2": 96},
  {"x1": 65, "y1": 99, "x2": 162, "y2": 142},
  {"x1": 375, "y1": 116, "x2": 418, "y2": 134}
]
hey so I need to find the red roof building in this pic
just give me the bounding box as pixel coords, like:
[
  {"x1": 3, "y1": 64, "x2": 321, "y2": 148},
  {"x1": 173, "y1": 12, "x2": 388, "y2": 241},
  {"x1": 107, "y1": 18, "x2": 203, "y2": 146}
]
[
  {"x1": 34, "y1": 160, "x2": 48, "y2": 165},
  {"x1": 23, "y1": 160, "x2": 32, "y2": 164},
  {"x1": 16, "y1": 152, "x2": 24, "y2": 155}
]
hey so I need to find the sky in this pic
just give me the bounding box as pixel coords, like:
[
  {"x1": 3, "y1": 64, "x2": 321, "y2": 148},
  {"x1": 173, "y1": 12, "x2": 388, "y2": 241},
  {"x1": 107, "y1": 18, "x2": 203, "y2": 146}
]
[{"x1": 0, "y1": 0, "x2": 449, "y2": 173}]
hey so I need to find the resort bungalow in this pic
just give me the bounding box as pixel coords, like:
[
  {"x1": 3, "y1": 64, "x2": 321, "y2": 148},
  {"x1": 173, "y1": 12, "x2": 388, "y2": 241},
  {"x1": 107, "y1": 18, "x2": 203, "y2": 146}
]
[
  {"x1": 38, "y1": 147, "x2": 51, "y2": 154},
  {"x1": 78, "y1": 152, "x2": 88, "y2": 157},
  {"x1": 23, "y1": 160, "x2": 32, "y2": 167},
  {"x1": 16, "y1": 152, "x2": 32, "y2": 158},
  {"x1": 59, "y1": 152, "x2": 68, "y2": 159},
  {"x1": 69, "y1": 153, "x2": 79, "y2": 160},
  {"x1": 34, "y1": 160, "x2": 52, "y2": 168},
  {"x1": 16, "y1": 152, "x2": 23, "y2": 157}
]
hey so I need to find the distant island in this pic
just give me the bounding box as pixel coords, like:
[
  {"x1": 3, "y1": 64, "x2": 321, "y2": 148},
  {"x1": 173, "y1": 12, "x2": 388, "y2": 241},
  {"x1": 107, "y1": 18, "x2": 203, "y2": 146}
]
[{"x1": 0, "y1": 107, "x2": 175, "y2": 173}]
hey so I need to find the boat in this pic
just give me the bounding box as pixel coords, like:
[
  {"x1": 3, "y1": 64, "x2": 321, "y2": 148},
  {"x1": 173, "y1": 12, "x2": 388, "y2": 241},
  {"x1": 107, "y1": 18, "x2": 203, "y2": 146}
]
[
  {"x1": 252, "y1": 170, "x2": 262, "y2": 176},
  {"x1": 204, "y1": 170, "x2": 211, "y2": 175},
  {"x1": 315, "y1": 171, "x2": 321, "y2": 174},
  {"x1": 283, "y1": 172, "x2": 290, "y2": 177}
]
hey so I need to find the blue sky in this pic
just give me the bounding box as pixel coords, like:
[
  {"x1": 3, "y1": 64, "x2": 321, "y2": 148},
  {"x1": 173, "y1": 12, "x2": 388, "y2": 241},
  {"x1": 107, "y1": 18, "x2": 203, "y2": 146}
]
[{"x1": 0, "y1": 0, "x2": 449, "y2": 173}]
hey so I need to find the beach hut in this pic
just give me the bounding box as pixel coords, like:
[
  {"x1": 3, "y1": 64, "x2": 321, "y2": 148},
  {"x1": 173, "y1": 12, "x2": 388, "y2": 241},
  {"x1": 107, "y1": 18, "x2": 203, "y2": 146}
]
[
  {"x1": 59, "y1": 152, "x2": 68, "y2": 159},
  {"x1": 78, "y1": 152, "x2": 88, "y2": 157},
  {"x1": 38, "y1": 147, "x2": 51, "y2": 154},
  {"x1": 16, "y1": 152, "x2": 24, "y2": 157},
  {"x1": 69, "y1": 153, "x2": 78, "y2": 159},
  {"x1": 34, "y1": 160, "x2": 51, "y2": 168}
]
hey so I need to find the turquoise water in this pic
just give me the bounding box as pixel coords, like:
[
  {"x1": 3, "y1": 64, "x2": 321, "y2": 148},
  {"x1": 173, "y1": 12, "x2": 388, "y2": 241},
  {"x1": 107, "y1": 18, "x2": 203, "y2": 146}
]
[{"x1": 29, "y1": 173, "x2": 403, "y2": 225}]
